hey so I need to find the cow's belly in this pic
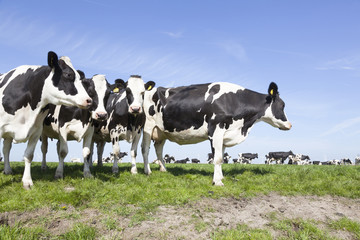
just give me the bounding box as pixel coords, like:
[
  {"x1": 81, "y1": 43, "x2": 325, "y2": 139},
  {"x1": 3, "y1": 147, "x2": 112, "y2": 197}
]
[
  {"x1": 1, "y1": 106, "x2": 47, "y2": 143},
  {"x1": 162, "y1": 126, "x2": 208, "y2": 145},
  {"x1": 65, "y1": 121, "x2": 91, "y2": 142}
]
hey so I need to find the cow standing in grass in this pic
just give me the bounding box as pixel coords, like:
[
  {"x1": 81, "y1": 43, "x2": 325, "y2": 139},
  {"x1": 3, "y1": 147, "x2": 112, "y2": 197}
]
[
  {"x1": 141, "y1": 82, "x2": 291, "y2": 186},
  {"x1": 41, "y1": 74, "x2": 111, "y2": 179},
  {"x1": 0, "y1": 51, "x2": 91, "y2": 189},
  {"x1": 92, "y1": 76, "x2": 155, "y2": 174}
]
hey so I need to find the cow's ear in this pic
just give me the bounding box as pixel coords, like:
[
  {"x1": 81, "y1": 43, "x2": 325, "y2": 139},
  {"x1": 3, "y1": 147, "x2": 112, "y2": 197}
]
[
  {"x1": 77, "y1": 70, "x2": 85, "y2": 80},
  {"x1": 111, "y1": 79, "x2": 126, "y2": 93},
  {"x1": 268, "y1": 82, "x2": 278, "y2": 98},
  {"x1": 145, "y1": 81, "x2": 155, "y2": 91},
  {"x1": 48, "y1": 51, "x2": 59, "y2": 69}
]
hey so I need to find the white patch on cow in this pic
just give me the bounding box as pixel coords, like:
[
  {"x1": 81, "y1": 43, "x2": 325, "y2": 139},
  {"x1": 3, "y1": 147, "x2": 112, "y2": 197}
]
[
  {"x1": 204, "y1": 82, "x2": 245, "y2": 103},
  {"x1": 91, "y1": 74, "x2": 108, "y2": 120},
  {"x1": 261, "y1": 104, "x2": 292, "y2": 130},
  {"x1": 127, "y1": 76, "x2": 146, "y2": 113}
]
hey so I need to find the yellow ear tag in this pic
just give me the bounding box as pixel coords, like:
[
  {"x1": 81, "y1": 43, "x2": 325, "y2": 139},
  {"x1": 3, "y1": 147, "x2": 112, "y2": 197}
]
[
  {"x1": 270, "y1": 89, "x2": 274, "y2": 96},
  {"x1": 113, "y1": 88, "x2": 119, "y2": 93},
  {"x1": 147, "y1": 85, "x2": 152, "y2": 90}
]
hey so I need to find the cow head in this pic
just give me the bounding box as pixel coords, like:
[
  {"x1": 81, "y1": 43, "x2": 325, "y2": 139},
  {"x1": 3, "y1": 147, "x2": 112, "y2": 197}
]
[
  {"x1": 116, "y1": 75, "x2": 155, "y2": 115},
  {"x1": 81, "y1": 74, "x2": 110, "y2": 121},
  {"x1": 262, "y1": 82, "x2": 292, "y2": 130},
  {"x1": 46, "y1": 51, "x2": 92, "y2": 109}
]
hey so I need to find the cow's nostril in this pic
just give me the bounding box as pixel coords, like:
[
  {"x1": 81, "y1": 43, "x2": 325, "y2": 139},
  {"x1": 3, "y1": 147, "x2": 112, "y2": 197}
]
[{"x1": 86, "y1": 98, "x2": 92, "y2": 105}]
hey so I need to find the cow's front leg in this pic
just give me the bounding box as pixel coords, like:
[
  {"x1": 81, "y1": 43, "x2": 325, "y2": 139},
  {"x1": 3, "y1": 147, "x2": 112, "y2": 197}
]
[
  {"x1": 3, "y1": 138, "x2": 13, "y2": 175},
  {"x1": 141, "y1": 130, "x2": 152, "y2": 175},
  {"x1": 83, "y1": 134, "x2": 93, "y2": 178},
  {"x1": 130, "y1": 132, "x2": 141, "y2": 174},
  {"x1": 154, "y1": 140, "x2": 166, "y2": 172},
  {"x1": 22, "y1": 133, "x2": 41, "y2": 189}
]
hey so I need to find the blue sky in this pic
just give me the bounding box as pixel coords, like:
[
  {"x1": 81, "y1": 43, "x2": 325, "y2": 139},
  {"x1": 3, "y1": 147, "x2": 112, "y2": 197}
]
[{"x1": 1, "y1": 0, "x2": 360, "y2": 164}]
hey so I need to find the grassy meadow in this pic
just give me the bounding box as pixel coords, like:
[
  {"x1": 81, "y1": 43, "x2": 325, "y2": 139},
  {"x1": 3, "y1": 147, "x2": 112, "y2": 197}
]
[{"x1": 0, "y1": 162, "x2": 359, "y2": 239}]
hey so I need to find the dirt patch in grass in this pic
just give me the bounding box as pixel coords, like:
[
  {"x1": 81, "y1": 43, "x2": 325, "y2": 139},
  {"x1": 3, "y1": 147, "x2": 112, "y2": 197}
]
[{"x1": 1, "y1": 193, "x2": 359, "y2": 239}]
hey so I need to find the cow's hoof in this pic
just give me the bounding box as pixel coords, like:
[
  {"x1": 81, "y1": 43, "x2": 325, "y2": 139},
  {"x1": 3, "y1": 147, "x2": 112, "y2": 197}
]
[
  {"x1": 84, "y1": 172, "x2": 94, "y2": 178},
  {"x1": 131, "y1": 167, "x2": 138, "y2": 174},
  {"x1": 159, "y1": 167, "x2": 167, "y2": 172},
  {"x1": 3, "y1": 169, "x2": 13, "y2": 175},
  {"x1": 23, "y1": 181, "x2": 33, "y2": 190},
  {"x1": 212, "y1": 180, "x2": 224, "y2": 186},
  {"x1": 54, "y1": 173, "x2": 64, "y2": 180}
]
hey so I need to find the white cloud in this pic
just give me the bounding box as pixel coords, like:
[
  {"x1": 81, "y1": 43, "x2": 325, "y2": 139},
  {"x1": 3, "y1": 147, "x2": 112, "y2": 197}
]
[
  {"x1": 217, "y1": 40, "x2": 247, "y2": 62},
  {"x1": 316, "y1": 55, "x2": 360, "y2": 71},
  {"x1": 321, "y1": 116, "x2": 360, "y2": 136},
  {"x1": 162, "y1": 31, "x2": 183, "y2": 39}
]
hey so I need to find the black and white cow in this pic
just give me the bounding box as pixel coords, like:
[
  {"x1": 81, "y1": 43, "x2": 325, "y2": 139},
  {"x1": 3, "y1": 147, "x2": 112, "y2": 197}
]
[
  {"x1": 174, "y1": 157, "x2": 190, "y2": 164},
  {"x1": 41, "y1": 74, "x2": 111, "y2": 179},
  {"x1": 341, "y1": 158, "x2": 352, "y2": 165},
  {"x1": 92, "y1": 75, "x2": 155, "y2": 174},
  {"x1": 265, "y1": 151, "x2": 294, "y2": 164},
  {"x1": 191, "y1": 158, "x2": 201, "y2": 164},
  {"x1": 236, "y1": 153, "x2": 258, "y2": 164},
  {"x1": 0, "y1": 51, "x2": 91, "y2": 189},
  {"x1": 288, "y1": 154, "x2": 311, "y2": 165},
  {"x1": 141, "y1": 82, "x2": 291, "y2": 185},
  {"x1": 164, "y1": 154, "x2": 175, "y2": 163}
]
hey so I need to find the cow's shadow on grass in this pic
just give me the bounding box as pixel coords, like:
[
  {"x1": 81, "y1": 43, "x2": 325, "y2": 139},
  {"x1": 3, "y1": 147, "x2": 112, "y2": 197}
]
[{"x1": 1, "y1": 162, "x2": 274, "y2": 186}]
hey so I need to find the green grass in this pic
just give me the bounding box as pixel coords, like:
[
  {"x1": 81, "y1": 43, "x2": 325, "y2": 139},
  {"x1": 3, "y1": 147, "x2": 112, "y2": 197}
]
[
  {"x1": 1, "y1": 162, "x2": 360, "y2": 239},
  {"x1": 1, "y1": 162, "x2": 360, "y2": 213}
]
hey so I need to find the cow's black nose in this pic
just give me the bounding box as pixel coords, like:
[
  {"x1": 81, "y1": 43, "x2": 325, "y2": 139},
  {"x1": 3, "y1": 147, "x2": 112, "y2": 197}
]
[
  {"x1": 96, "y1": 112, "x2": 108, "y2": 120},
  {"x1": 86, "y1": 98, "x2": 93, "y2": 105}
]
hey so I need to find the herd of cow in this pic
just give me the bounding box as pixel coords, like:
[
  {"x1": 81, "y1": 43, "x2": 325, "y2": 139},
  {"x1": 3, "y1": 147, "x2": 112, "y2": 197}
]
[
  {"x1": 158, "y1": 151, "x2": 359, "y2": 165},
  {"x1": 0, "y1": 51, "x2": 294, "y2": 188}
]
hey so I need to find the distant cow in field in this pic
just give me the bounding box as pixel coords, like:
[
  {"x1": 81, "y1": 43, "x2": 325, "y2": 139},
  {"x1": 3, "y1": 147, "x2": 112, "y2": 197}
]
[
  {"x1": 174, "y1": 158, "x2": 190, "y2": 164},
  {"x1": 288, "y1": 154, "x2": 311, "y2": 165},
  {"x1": 164, "y1": 154, "x2": 175, "y2": 163},
  {"x1": 223, "y1": 153, "x2": 231, "y2": 164},
  {"x1": 0, "y1": 51, "x2": 91, "y2": 189},
  {"x1": 265, "y1": 151, "x2": 294, "y2": 164},
  {"x1": 235, "y1": 153, "x2": 258, "y2": 164},
  {"x1": 355, "y1": 157, "x2": 360, "y2": 165},
  {"x1": 191, "y1": 158, "x2": 201, "y2": 164},
  {"x1": 207, "y1": 153, "x2": 214, "y2": 164},
  {"x1": 341, "y1": 158, "x2": 352, "y2": 165},
  {"x1": 141, "y1": 82, "x2": 291, "y2": 185}
]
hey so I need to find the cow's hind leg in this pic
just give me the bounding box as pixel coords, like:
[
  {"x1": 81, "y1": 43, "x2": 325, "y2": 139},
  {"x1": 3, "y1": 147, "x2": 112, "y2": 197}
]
[
  {"x1": 40, "y1": 135, "x2": 48, "y2": 171},
  {"x1": 210, "y1": 128, "x2": 225, "y2": 186},
  {"x1": 111, "y1": 137, "x2": 120, "y2": 174},
  {"x1": 55, "y1": 137, "x2": 67, "y2": 179},
  {"x1": 154, "y1": 140, "x2": 166, "y2": 172},
  {"x1": 96, "y1": 141, "x2": 105, "y2": 167},
  {"x1": 3, "y1": 138, "x2": 13, "y2": 175}
]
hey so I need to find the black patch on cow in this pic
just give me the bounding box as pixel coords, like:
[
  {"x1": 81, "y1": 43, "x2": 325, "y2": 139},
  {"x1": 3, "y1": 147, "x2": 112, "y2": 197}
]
[
  {"x1": 149, "y1": 105, "x2": 155, "y2": 116},
  {"x1": 57, "y1": 106, "x2": 91, "y2": 128},
  {"x1": 2, "y1": 67, "x2": 50, "y2": 115},
  {"x1": 43, "y1": 104, "x2": 56, "y2": 126},
  {"x1": 0, "y1": 70, "x2": 15, "y2": 89},
  {"x1": 52, "y1": 59, "x2": 78, "y2": 96}
]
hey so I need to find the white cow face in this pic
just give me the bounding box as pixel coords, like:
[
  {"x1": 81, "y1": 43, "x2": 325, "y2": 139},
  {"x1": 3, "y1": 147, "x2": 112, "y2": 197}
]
[{"x1": 123, "y1": 75, "x2": 155, "y2": 115}]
